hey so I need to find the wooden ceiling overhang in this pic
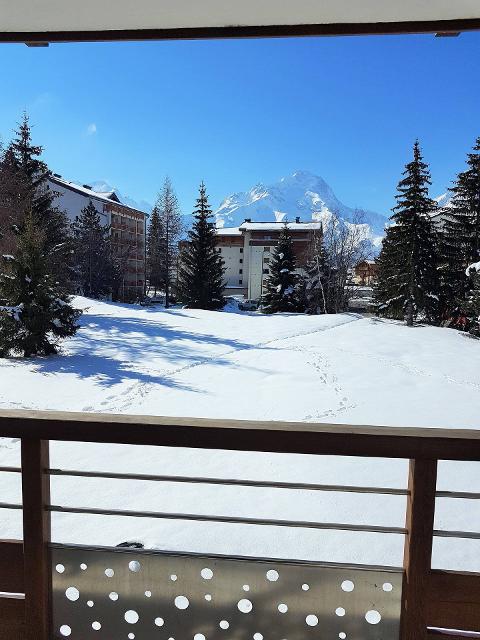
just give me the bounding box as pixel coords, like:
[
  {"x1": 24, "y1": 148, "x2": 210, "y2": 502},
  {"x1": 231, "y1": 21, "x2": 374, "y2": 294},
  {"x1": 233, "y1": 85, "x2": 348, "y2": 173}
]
[{"x1": 0, "y1": 0, "x2": 480, "y2": 44}]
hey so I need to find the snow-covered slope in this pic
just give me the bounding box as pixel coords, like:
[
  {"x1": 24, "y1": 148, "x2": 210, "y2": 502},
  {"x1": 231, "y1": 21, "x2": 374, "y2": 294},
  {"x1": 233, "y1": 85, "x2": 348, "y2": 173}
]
[
  {"x1": 215, "y1": 170, "x2": 388, "y2": 236},
  {"x1": 90, "y1": 179, "x2": 153, "y2": 214}
]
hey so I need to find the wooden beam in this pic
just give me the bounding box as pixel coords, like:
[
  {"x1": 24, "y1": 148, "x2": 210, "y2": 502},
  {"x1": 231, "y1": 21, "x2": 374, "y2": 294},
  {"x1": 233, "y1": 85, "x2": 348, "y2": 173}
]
[
  {"x1": 400, "y1": 459, "x2": 438, "y2": 640},
  {"x1": 0, "y1": 540, "x2": 24, "y2": 593},
  {"x1": 0, "y1": 595, "x2": 25, "y2": 640},
  {"x1": 427, "y1": 570, "x2": 480, "y2": 631},
  {"x1": 0, "y1": 18, "x2": 480, "y2": 43},
  {"x1": 0, "y1": 410, "x2": 479, "y2": 460},
  {"x1": 21, "y1": 440, "x2": 51, "y2": 640}
]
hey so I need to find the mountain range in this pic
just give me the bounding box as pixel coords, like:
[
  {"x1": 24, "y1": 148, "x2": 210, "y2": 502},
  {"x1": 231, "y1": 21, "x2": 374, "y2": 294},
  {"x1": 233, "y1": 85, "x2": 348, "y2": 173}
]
[
  {"x1": 214, "y1": 170, "x2": 388, "y2": 238},
  {"x1": 88, "y1": 172, "x2": 451, "y2": 248}
]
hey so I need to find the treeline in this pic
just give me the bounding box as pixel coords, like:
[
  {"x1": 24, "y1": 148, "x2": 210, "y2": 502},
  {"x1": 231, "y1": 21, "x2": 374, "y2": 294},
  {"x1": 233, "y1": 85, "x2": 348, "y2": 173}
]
[{"x1": 374, "y1": 139, "x2": 480, "y2": 335}]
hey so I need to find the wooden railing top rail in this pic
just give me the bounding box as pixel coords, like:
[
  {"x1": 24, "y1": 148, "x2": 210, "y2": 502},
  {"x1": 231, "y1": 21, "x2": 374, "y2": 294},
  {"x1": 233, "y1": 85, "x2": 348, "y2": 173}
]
[{"x1": 0, "y1": 409, "x2": 479, "y2": 460}]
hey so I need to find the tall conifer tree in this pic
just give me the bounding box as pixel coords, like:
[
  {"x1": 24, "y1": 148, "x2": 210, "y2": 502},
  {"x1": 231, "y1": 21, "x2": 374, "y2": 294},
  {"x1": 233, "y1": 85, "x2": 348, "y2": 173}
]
[
  {"x1": 146, "y1": 205, "x2": 164, "y2": 296},
  {"x1": 4, "y1": 114, "x2": 72, "y2": 288},
  {"x1": 177, "y1": 182, "x2": 225, "y2": 310},
  {"x1": 72, "y1": 201, "x2": 113, "y2": 299},
  {"x1": 262, "y1": 222, "x2": 300, "y2": 313},
  {"x1": 156, "y1": 177, "x2": 183, "y2": 307},
  {"x1": 375, "y1": 141, "x2": 440, "y2": 326},
  {"x1": 0, "y1": 212, "x2": 80, "y2": 357},
  {"x1": 440, "y1": 137, "x2": 480, "y2": 314},
  {"x1": 374, "y1": 225, "x2": 404, "y2": 319},
  {"x1": 465, "y1": 264, "x2": 480, "y2": 336}
]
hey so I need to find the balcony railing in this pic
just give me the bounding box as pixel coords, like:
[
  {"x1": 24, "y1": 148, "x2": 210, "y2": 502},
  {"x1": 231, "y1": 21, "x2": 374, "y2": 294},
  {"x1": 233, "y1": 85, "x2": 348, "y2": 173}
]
[{"x1": 0, "y1": 411, "x2": 479, "y2": 640}]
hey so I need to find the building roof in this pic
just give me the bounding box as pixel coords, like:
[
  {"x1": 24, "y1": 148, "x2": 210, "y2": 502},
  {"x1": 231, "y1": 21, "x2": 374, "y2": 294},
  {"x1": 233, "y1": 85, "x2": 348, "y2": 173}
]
[
  {"x1": 239, "y1": 221, "x2": 322, "y2": 232},
  {"x1": 50, "y1": 175, "x2": 146, "y2": 217},
  {"x1": 1, "y1": 1, "x2": 479, "y2": 41},
  {"x1": 216, "y1": 227, "x2": 243, "y2": 236}
]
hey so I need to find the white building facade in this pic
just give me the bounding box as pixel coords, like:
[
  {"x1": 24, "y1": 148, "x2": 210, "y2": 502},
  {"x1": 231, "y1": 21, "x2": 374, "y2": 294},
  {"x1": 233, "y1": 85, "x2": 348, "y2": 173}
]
[{"x1": 217, "y1": 221, "x2": 322, "y2": 299}]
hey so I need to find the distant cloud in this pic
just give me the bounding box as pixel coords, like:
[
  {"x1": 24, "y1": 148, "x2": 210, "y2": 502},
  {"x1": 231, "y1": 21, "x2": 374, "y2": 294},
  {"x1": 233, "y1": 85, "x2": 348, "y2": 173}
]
[{"x1": 86, "y1": 123, "x2": 97, "y2": 136}]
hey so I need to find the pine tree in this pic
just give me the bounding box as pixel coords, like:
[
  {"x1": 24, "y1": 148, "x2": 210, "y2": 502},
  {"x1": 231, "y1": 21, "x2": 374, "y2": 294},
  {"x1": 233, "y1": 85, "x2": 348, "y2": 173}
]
[
  {"x1": 0, "y1": 144, "x2": 24, "y2": 257},
  {"x1": 374, "y1": 225, "x2": 405, "y2": 320},
  {"x1": 262, "y1": 222, "x2": 300, "y2": 313},
  {"x1": 156, "y1": 177, "x2": 183, "y2": 307},
  {"x1": 4, "y1": 114, "x2": 72, "y2": 289},
  {"x1": 177, "y1": 182, "x2": 225, "y2": 310},
  {"x1": 440, "y1": 137, "x2": 480, "y2": 315},
  {"x1": 0, "y1": 212, "x2": 80, "y2": 357},
  {"x1": 146, "y1": 205, "x2": 164, "y2": 297},
  {"x1": 374, "y1": 141, "x2": 440, "y2": 326},
  {"x1": 465, "y1": 266, "x2": 480, "y2": 336},
  {"x1": 72, "y1": 201, "x2": 113, "y2": 299}
]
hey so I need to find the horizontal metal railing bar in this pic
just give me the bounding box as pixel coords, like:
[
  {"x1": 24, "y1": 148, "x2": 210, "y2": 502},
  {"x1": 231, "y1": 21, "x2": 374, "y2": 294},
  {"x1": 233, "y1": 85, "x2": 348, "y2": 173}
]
[
  {"x1": 428, "y1": 628, "x2": 480, "y2": 639},
  {"x1": 49, "y1": 541, "x2": 404, "y2": 572},
  {"x1": 436, "y1": 490, "x2": 480, "y2": 500},
  {"x1": 47, "y1": 504, "x2": 406, "y2": 534},
  {"x1": 433, "y1": 529, "x2": 480, "y2": 540},
  {"x1": 5, "y1": 500, "x2": 480, "y2": 540},
  {"x1": 0, "y1": 592, "x2": 25, "y2": 599},
  {"x1": 10, "y1": 466, "x2": 480, "y2": 499},
  {"x1": 0, "y1": 502, "x2": 22, "y2": 510},
  {"x1": 47, "y1": 468, "x2": 409, "y2": 495}
]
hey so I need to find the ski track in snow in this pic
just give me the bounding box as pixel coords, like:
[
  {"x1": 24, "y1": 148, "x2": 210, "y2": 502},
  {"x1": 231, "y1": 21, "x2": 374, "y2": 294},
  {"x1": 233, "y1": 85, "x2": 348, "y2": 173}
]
[{"x1": 94, "y1": 314, "x2": 363, "y2": 414}]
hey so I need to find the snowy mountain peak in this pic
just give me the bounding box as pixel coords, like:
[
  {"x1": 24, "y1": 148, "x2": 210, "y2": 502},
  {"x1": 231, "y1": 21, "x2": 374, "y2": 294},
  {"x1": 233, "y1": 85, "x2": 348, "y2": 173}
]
[
  {"x1": 214, "y1": 170, "x2": 387, "y2": 237},
  {"x1": 435, "y1": 192, "x2": 453, "y2": 209}
]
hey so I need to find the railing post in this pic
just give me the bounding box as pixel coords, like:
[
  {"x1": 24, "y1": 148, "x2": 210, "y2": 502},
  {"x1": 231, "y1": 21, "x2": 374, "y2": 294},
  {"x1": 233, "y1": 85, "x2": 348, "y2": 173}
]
[
  {"x1": 21, "y1": 439, "x2": 51, "y2": 640},
  {"x1": 400, "y1": 458, "x2": 438, "y2": 640}
]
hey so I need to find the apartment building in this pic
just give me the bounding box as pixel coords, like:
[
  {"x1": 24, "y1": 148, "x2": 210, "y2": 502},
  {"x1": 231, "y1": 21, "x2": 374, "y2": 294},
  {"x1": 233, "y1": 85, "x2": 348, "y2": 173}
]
[
  {"x1": 217, "y1": 219, "x2": 322, "y2": 299},
  {"x1": 49, "y1": 175, "x2": 147, "y2": 300}
]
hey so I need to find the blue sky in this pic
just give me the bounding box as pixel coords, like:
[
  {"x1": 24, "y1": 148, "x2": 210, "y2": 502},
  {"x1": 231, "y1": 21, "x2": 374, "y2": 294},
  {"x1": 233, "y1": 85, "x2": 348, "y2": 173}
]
[{"x1": 0, "y1": 32, "x2": 479, "y2": 217}]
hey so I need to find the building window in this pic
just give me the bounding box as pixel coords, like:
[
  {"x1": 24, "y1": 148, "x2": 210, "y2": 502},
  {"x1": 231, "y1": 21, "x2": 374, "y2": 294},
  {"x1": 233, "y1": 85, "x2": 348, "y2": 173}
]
[
  {"x1": 264, "y1": 246, "x2": 270, "y2": 252},
  {"x1": 239, "y1": 258, "x2": 243, "y2": 264},
  {"x1": 239, "y1": 269, "x2": 243, "y2": 274},
  {"x1": 263, "y1": 269, "x2": 269, "y2": 274},
  {"x1": 240, "y1": 248, "x2": 243, "y2": 253},
  {"x1": 264, "y1": 257, "x2": 270, "y2": 263}
]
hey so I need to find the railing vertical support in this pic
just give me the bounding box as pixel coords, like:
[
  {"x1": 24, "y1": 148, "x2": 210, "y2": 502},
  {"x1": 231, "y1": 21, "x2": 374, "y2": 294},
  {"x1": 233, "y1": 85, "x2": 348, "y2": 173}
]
[
  {"x1": 21, "y1": 439, "x2": 51, "y2": 640},
  {"x1": 400, "y1": 458, "x2": 438, "y2": 640}
]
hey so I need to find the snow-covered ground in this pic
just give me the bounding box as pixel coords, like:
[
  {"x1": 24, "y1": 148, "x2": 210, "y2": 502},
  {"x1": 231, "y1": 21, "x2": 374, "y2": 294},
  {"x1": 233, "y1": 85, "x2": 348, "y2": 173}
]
[{"x1": 0, "y1": 298, "x2": 479, "y2": 570}]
